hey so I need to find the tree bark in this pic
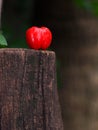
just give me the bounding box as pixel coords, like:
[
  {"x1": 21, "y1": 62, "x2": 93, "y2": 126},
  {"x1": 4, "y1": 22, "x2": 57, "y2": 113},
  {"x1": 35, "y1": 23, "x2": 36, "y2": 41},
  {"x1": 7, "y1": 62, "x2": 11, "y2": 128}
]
[{"x1": 0, "y1": 48, "x2": 63, "y2": 130}]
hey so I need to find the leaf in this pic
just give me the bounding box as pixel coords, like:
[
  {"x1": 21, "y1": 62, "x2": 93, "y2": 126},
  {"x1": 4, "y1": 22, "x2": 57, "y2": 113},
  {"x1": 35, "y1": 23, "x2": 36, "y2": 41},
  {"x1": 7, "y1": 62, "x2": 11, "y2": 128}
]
[{"x1": 0, "y1": 34, "x2": 8, "y2": 48}]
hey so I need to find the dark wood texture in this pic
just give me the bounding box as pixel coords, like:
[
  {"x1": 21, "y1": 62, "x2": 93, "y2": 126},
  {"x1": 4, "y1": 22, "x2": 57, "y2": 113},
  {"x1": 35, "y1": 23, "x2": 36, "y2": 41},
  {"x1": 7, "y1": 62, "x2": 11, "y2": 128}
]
[{"x1": 0, "y1": 48, "x2": 63, "y2": 130}]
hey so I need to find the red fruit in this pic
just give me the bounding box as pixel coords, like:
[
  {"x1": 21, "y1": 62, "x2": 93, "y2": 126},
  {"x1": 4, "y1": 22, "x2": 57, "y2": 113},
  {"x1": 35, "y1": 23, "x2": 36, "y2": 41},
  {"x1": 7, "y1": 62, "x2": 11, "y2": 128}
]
[{"x1": 26, "y1": 26, "x2": 52, "y2": 50}]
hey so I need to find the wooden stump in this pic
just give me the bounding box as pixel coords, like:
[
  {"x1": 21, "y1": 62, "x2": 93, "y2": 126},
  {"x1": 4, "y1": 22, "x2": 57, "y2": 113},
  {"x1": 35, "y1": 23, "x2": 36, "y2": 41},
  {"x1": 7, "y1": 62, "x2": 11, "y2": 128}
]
[{"x1": 0, "y1": 49, "x2": 64, "y2": 130}]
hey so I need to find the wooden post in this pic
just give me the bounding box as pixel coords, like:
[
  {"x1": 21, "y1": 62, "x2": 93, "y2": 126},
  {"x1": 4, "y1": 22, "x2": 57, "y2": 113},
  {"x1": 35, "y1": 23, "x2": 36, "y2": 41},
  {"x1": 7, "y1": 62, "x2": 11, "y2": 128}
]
[{"x1": 0, "y1": 48, "x2": 64, "y2": 130}]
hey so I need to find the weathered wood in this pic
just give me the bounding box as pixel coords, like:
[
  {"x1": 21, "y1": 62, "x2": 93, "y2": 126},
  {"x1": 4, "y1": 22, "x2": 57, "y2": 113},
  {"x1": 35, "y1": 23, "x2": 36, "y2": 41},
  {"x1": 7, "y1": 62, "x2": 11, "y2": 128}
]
[{"x1": 0, "y1": 48, "x2": 63, "y2": 130}]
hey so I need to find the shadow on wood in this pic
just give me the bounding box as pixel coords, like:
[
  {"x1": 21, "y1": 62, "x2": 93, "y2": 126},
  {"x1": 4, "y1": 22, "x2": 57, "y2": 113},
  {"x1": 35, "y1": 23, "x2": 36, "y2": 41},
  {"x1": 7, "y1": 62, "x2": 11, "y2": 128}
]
[{"x1": 0, "y1": 48, "x2": 64, "y2": 130}]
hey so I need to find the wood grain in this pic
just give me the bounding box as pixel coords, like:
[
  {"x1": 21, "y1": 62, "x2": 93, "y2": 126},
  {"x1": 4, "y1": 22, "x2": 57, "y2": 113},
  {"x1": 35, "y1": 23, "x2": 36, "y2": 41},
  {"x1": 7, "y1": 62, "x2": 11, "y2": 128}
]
[{"x1": 0, "y1": 48, "x2": 63, "y2": 130}]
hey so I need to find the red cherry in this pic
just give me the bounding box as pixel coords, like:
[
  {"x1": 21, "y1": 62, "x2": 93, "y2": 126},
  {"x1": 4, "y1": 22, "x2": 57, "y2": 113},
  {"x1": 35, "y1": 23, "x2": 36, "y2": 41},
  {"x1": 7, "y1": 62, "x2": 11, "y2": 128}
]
[{"x1": 26, "y1": 26, "x2": 52, "y2": 50}]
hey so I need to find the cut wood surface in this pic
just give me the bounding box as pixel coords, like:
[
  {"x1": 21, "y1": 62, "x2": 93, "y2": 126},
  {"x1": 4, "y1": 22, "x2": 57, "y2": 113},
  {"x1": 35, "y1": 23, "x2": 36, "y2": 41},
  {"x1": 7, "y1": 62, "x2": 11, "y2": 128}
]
[{"x1": 0, "y1": 48, "x2": 64, "y2": 130}]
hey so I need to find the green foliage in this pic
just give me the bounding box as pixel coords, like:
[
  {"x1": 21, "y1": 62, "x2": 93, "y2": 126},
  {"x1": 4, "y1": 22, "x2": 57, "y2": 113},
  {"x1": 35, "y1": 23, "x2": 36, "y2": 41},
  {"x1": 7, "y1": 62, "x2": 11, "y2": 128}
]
[
  {"x1": 0, "y1": 32, "x2": 8, "y2": 48},
  {"x1": 74, "y1": 0, "x2": 86, "y2": 8},
  {"x1": 74, "y1": 0, "x2": 98, "y2": 16},
  {"x1": 91, "y1": 1, "x2": 98, "y2": 15}
]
